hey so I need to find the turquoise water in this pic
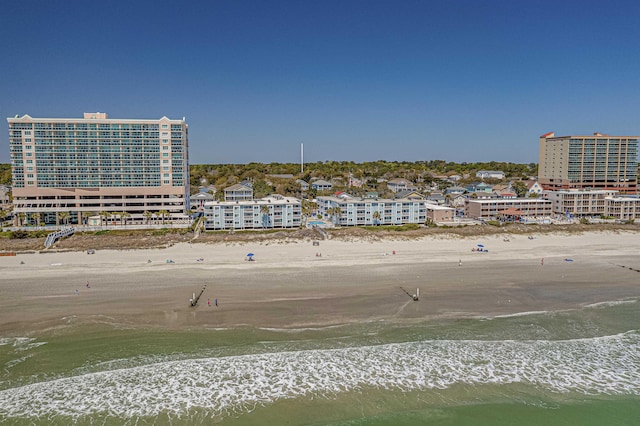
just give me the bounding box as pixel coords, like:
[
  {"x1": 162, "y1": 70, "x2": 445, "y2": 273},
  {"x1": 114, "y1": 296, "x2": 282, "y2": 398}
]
[{"x1": 1, "y1": 299, "x2": 639, "y2": 425}]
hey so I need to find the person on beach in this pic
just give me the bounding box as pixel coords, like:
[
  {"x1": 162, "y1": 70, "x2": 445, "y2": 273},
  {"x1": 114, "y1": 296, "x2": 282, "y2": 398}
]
[
  {"x1": 208, "y1": 298, "x2": 211, "y2": 307},
  {"x1": 459, "y1": 259, "x2": 462, "y2": 267},
  {"x1": 541, "y1": 258, "x2": 544, "y2": 266},
  {"x1": 215, "y1": 298, "x2": 218, "y2": 307},
  {"x1": 75, "y1": 289, "x2": 79, "y2": 295},
  {"x1": 86, "y1": 281, "x2": 90, "y2": 288}
]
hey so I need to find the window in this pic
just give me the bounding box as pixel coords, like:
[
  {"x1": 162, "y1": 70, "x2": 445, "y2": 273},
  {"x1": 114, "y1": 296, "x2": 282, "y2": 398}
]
[
  {"x1": 163, "y1": 153, "x2": 169, "y2": 157},
  {"x1": 162, "y1": 124, "x2": 168, "y2": 129},
  {"x1": 163, "y1": 146, "x2": 169, "y2": 150},
  {"x1": 163, "y1": 159, "x2": 169, "y2": 164},
  {"x1": 162, "y1": 139, "x2": 168, "y2": 144},
  {"x1": 163, "y1": 180, "x2": 170, "y2": 184}
]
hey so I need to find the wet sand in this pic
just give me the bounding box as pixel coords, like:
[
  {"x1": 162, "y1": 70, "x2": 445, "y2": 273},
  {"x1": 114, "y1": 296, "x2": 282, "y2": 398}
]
[{"x1": 1, "y1": 231, "x2": 639, "y2": 334}]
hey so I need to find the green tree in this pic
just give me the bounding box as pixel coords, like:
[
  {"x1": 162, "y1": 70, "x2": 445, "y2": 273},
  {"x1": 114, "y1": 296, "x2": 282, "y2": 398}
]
[
  {"x1": 121, "y1": 211, "x2": 131, "y2": 226},
  {"x1": 372, "y1": 210, "x2": 381, "y2": 225},
  {"x1": 260, "y1": 204, "x2": 271, "y2": 228},
  {"x1": 58, "y1": 211, "x2": 70, "y2": 226},
  {"x1": 159, "y1": 210, "x2": 169, "y2": 224},
  {"x1": 512, "y1": 181, "x2": 528, "y2": 198},
  {"x1": 143, "y1": 210, "x2": 153, "y2": 225}
]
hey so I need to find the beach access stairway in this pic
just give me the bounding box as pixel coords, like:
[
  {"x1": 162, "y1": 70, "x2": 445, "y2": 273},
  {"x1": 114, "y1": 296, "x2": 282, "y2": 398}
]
[
  {"x1": 313, "y1": 225, "x2": 330, "y2": 240},
  {"x1": 44, "y1": 227, "x2": 75, "y2": 248},
  {"x1": 191, "y1": 216, "x2": 205, "y2": 240}
]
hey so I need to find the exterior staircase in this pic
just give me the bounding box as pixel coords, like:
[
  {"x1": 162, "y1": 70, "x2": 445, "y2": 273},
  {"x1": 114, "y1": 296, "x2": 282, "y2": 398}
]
[{"x1": 44, "y1": 227, "x2": 75, "y2": 248}]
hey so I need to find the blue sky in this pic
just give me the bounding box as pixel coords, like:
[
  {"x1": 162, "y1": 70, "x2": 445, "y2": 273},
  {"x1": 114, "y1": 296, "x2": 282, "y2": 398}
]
[{"x1": 1, "y1": 0, "x2": 639, "y2": 164}]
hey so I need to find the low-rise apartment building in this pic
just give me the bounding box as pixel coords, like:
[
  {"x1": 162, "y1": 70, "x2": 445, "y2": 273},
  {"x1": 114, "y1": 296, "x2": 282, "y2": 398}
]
[
  {"x1": 317, "y1": 196, "x2": 426, "y2": 226},
  {"x1": 605, "y1": 196, "x2": 640, "y2": 220},
  {"x1": 203, "y1": 195, "x2": 301, "y2": 230},
  {"x1": 544, "y1": 189, "x2": 640, "y2": 220},
  {"x1": 425, "y1": 203, "x2": 455, "y2": 223},
  {"x1": 466, "y1": 198, "x2": 552, "y2": 219},
  {"x1": 544, "y1": 190, "x2": 616, "y2": 217}
]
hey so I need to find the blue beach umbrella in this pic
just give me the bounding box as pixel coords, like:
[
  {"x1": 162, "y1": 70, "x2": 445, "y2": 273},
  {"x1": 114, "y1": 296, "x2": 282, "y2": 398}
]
[
  {"x1": 247, "y1": 253, "x2": 254, "y2": 257},
  {"x1": 477, "y1": 244, "x2": 484, "y2": 248}
]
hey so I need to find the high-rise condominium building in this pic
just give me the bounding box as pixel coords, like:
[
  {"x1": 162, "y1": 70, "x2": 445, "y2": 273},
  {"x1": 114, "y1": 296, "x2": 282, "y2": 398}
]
[
  {"x1": 8, "y1": 112, "x2": 189, "y2": 226},
  {"x1": 538, "y1": 132, "x2": 638, "y2": 194}
]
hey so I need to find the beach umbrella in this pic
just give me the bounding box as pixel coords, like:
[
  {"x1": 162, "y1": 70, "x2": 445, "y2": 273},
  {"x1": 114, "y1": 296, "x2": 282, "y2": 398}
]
[
  {"x1": 247, "y1": 253, "x2": 254, "y2": 257},
  {"x1": 477, "y1": 244, "x2": 484, "y2": 248}
]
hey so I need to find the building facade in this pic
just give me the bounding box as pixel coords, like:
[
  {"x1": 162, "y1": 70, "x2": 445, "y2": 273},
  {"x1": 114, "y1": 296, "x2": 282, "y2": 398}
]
[
  {"x1": 425, "y1": 203, "x2": 455, "y2": 223},
  {"x1": 203, "y1": 196, "x2": 301, "y2": 230},
  {"x1": 538, "y1": 132, "x2": 638, "y2": 194},
  {"x1": 544, "y1": 189, "x2": 640, "y2": 220},
  {"x1": 317, "y1": 196, "x2": 426, "y2": 226},
  {"x1": 7, "y1": 112, "x2": 189, "y2": 225},
  {"x1": 466, "y1": 198, "x2": 552, "y2": 219}
]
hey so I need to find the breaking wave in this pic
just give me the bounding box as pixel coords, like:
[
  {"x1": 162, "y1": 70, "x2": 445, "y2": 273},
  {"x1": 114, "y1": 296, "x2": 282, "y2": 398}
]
[{"x1": 0, "y1": 332, "x2": 638, "y2": 421}]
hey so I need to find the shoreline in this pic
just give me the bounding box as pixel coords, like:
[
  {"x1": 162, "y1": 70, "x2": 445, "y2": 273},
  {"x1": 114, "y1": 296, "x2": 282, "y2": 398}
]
[{"x1": 1, "y1": 231, "x2": 640, "y2": 335}]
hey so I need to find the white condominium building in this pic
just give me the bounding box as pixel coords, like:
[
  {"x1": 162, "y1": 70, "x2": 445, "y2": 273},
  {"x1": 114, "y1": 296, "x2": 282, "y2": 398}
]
[
  {"x1": 316, "y1": 196, "x2": 426, "y2": 226},
  {"x1": 203, "y1": 196, "x2": 301, "y2": 230},
  {"x1": 7, "y1": 112, "x2": 189, "y2": 225}
]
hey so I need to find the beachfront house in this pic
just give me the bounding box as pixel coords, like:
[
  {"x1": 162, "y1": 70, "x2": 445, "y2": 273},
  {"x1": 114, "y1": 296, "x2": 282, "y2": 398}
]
[
  {"x1": 387, "y1": 178, "x2": 417, "y2": 193},
  {"x1": 311, "y1": 179, "x2": 333, "y2": 192},
  {"x1": 224, "y1": 183, "x2": 253, "y2": 202},
  {"x1": 296, "y1": 179, "x2": 310, "y2": 191},
  {"x1": 189, "y1": 192, "x2": 214, "y2": 213},
  {"x1": 394, "y1": 190, "x2": 425, "y2": 200},
  {"x1": 525, "y1": 180, "x2": 544, "y2": 196}
]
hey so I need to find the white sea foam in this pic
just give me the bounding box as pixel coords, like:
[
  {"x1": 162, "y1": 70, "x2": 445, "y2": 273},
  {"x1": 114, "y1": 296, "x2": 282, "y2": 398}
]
[
  {"x1": 0, "y1": 332, "x2": 639, "y2": 421},
  {"x1": 493, "y1": 310, "x2": 551, "y2": 319},
  {"x1": 584, "y1": 299, "x2": 637, "y2": 309}
]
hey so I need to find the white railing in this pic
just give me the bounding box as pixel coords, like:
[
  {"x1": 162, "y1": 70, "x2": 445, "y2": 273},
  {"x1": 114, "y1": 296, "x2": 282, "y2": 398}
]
[{"x1": 44, "y1": 227, "x2": 75, "y2": 248}]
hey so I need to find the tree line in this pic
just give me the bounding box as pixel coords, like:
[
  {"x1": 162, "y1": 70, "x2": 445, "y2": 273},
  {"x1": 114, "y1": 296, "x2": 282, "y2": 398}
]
[{"x1": 0, "y1": 160, "x2": 537, "y2": 194}]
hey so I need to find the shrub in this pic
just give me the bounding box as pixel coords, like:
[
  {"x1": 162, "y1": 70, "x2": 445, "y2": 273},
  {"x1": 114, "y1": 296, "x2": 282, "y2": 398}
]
[{"x1": 10, "y1": 230, "x2": 29, "y2": 239}]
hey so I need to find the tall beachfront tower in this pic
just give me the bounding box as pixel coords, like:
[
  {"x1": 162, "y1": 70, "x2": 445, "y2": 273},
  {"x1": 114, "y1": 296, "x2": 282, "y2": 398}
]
[
  {"x1": 538, "y1": 132, "x2": 638, "y2": 194},
  {"x1": 7, "y1": 112, "x2": 190, "y2": 226}
]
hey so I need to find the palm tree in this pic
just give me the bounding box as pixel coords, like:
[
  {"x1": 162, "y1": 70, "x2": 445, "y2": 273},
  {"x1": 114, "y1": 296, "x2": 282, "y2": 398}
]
[
  {"x1": 334, "y1": 207, "x2": 342, "y2": 225},
  {"x1": 17, "y1": 212, "x2": 26, "y2": 227},
  {"x1": 159, "y1": 210, "x2": 169, "y2": 224},
  {"x1": 121, "y1": 211, "x2": 131, "y2": 226},
  {"x1": 99, "y1": 211, "x2": 109, "y2": 227},
  {"x1": 30, "y1": 212, "x2": 42, "y2": 227},
  {"x1": 260, "y1": 204, "x2": 271, "y2": 228},
  {"x1": 143, "y1": 210, "x2": 153, "y2": 225},
  {"x1": 58, "y1": 211, "x2": 70, "y2": 226},
  {"x1": 372, "y1": 210, "x2": 381, "y2": 226}
]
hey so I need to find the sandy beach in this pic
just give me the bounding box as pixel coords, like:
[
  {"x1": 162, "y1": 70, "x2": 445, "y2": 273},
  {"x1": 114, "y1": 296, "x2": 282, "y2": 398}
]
[{"x1": 1, "y1": 231, "x2": 639, "y2": 335}]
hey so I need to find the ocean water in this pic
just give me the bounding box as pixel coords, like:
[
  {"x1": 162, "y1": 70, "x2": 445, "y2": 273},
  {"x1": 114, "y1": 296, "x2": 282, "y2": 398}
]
[{"x1": 0, "y1": 299, "x2": 639, "y2": 425}]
